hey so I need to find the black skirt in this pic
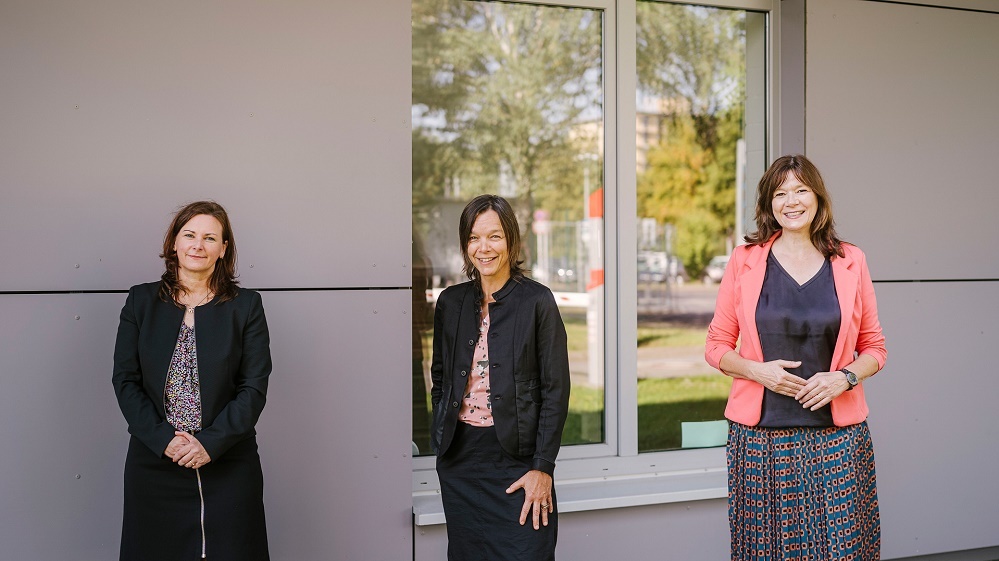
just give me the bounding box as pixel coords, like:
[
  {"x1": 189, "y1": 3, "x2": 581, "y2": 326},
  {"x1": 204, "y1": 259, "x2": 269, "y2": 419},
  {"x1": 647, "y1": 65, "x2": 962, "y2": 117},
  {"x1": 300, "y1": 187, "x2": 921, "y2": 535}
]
[
  {"x1": 120, "y1": 435, "x2": 269, "y2": 561},
  {"x1": 437, "y1": 422, "x2": 557, "y2": 561}
]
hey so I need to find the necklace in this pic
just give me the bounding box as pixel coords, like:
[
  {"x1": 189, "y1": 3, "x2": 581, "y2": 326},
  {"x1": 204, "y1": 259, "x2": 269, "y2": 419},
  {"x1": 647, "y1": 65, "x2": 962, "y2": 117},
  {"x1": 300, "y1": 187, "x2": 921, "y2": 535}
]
[{"x1": 183, "y1": 291, "x2": 213, "y2": 314}]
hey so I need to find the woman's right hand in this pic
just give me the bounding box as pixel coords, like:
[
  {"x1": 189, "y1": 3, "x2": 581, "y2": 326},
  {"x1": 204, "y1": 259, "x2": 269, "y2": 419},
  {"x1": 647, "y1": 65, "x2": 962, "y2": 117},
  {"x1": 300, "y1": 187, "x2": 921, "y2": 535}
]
[
  {"x1": 164, "y1": 435, "x2": 189, "y2": 459},
  {"x1": 750, "y1": 359, "x2": 807, "y2": 397}
]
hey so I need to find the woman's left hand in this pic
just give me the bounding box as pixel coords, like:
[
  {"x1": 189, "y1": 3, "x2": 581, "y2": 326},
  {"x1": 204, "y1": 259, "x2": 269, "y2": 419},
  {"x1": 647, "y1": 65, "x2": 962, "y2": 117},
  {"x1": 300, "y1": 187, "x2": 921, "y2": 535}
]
[
  {"x1": 506, "y1": 470, "x2": 554, "y2": 530},
  {"x1": 795, "y1": 370, "x2": 850, "y2": 411},
  {"x1": 170, "y1": 431, "x2": 212, "y2": 469}
]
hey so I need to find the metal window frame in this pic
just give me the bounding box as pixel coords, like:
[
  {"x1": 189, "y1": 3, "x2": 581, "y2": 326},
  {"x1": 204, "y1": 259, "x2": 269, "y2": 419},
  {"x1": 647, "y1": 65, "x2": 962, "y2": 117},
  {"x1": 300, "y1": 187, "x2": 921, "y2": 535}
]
[{"x1": 413, "y1": 0, "x2": 780, "y2": 494}]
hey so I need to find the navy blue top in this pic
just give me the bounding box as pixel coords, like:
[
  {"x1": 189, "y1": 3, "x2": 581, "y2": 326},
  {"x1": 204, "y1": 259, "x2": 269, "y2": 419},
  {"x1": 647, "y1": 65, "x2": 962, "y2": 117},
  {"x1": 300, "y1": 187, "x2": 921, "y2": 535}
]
[{"x1": 756, "y1": 252, "x2": 840, "y2": 427}]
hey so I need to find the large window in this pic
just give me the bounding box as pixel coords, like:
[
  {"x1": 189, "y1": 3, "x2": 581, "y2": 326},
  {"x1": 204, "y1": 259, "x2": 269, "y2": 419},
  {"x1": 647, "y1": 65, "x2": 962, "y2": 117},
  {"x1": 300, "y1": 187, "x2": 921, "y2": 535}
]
[
  {"x1": 634, "y1": 2, "x2": 767, "y2": 451},
  {"x1": 412, "y1": 0, "x2": 771, "y2": 466},
  {"x1": 411, "y1": 0, "x2": 606, "y2": 455}
]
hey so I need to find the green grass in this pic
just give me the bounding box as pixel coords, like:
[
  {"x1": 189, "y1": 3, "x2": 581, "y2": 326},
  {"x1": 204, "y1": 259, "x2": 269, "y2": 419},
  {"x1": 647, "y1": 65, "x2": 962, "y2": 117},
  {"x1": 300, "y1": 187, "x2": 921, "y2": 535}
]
[
  {"x1": 562, "y1": 375, "x2": 731, "y2": 451},
  {"x1": 637, "y1": 375, "x2": 731, "y2": 451},
  {"x1": 418, "y1": 312, "x2": 726, "y2": 452},
  {"x1": 636, "y1": 326, "x2": 707, "y2": 348}
]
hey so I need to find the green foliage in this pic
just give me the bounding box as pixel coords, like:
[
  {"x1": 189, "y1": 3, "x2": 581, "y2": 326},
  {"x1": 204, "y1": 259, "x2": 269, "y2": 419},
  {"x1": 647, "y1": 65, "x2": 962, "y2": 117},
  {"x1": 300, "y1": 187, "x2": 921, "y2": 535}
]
[
  {"x1": 635, "y1": 4, "x2": 747, "y2": 278},
  {"x1": 412, "y1": 0, "x2": 603, "y2": 250},
  {"x1": 636, "y1": 3, "x2": 746, "y2": 115}
]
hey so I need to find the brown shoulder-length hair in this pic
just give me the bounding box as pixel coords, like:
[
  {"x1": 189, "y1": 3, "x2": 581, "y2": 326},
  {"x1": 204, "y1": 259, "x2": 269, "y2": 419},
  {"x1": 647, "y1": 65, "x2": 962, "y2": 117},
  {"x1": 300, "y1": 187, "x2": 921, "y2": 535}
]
[
  {"x1": 158, "y1": 200, "x2": 240, "y2": 305},
  {"x1": 745, "y1": 154, "x2": 845, "y2": 258},
  {"x1": 458, "y1": 194, "x2": 527, "y2": 283}
]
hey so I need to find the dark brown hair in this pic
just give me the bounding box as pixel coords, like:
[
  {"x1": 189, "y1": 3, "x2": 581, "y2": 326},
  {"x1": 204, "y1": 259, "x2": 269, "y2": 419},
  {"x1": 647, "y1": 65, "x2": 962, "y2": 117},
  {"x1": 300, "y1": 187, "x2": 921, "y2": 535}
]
[
  {"x1": 745, "y1": 154, "x2": 845, "y2": 258},
  {"x1": 458, "y1": 194, "x2": 527, "y2": 282},
  {"x1": 158, "y1": 200, "x2": 240, "y2": 304}
]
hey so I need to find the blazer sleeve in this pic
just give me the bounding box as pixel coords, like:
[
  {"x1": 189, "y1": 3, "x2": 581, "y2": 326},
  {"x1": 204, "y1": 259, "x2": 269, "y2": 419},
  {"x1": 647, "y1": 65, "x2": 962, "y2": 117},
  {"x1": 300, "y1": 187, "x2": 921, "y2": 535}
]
[
  {"x1": 532, "y1": 290, "x2": 571, "y2": 475},
  {"x1": 705, "y1": 251, "x2": 743, "y2": 371},
  {"x1": 197, "y1": 291, "x2": 272, "y2": 459},
  {"x1": 854, "y1": 248, "x2": 888, "y2": 370},
  {"x1": 112, "y1": 287, "x2": 176, "y2": 457}
]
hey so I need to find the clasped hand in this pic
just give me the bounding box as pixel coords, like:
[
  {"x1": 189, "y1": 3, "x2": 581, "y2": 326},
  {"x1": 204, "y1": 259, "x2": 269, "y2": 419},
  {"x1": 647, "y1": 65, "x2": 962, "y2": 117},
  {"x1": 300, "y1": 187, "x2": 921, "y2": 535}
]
[
  {"x1": 755, "y1": 360, "x2": 850, "y2": 411},
  {"x1": 165, "y1": 431, "x2": 212, "y2": 469}
]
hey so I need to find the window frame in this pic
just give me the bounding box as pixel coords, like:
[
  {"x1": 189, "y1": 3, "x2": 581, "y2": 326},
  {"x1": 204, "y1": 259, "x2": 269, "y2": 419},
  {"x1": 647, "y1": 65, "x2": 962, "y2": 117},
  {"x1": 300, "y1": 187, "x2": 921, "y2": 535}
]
[{"x1": 412, "y1": 0, "x2": 780, "y2": 500}]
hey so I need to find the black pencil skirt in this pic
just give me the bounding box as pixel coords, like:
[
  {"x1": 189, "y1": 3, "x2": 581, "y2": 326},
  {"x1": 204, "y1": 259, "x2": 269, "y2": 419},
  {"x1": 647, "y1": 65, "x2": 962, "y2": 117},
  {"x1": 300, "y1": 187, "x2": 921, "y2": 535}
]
[
  {"x1": 120, "y1": 435, "x2": 269, "y2": 561},
  {"x1": 437, "y1": 422, "x2": 558, "y2": 561}
]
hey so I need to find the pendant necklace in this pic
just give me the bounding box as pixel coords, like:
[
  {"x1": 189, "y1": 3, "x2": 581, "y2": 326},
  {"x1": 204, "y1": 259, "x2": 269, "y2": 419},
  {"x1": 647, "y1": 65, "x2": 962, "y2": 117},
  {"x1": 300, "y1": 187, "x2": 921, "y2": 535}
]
[{"x1": 184, "y1": 291, "x2": 212, "y2": 315}]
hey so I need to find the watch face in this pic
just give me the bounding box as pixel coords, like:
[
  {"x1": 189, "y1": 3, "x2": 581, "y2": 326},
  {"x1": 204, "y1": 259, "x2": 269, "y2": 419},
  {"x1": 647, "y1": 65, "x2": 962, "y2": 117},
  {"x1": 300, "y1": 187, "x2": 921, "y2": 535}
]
[{"x1": 844, "y1": 370, "x2": 859, "y2": 385}]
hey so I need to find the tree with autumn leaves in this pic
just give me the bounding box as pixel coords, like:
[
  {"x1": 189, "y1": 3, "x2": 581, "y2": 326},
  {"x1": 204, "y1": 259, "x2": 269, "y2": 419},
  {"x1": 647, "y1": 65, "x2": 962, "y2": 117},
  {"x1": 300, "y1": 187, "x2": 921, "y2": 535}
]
[{"x1": 413, "y1": 0, "x2": 746, "y2": 278}]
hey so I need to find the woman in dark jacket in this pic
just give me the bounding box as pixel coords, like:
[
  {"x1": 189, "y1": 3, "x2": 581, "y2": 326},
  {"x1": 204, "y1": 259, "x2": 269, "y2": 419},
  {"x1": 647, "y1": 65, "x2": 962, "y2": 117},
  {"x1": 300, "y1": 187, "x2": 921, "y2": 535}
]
[
  {"x1": 431, "y1": 194, "x2": 571, "y2": 561},
  {"x1": 113, "y1": 200, "x2": 271, "y2": 561}
]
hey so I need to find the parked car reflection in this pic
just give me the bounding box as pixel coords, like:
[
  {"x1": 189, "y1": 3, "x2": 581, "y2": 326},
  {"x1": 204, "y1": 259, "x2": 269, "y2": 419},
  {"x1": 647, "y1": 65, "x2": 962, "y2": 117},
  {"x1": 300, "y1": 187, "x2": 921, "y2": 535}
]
[{"x1": 702, "y1": 255, "x2": 729, "y2": 285}]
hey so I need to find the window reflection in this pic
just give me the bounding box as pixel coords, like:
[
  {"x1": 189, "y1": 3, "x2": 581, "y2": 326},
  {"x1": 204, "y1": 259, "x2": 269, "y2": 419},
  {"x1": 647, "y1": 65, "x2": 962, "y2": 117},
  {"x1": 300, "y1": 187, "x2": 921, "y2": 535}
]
[
  {"x1": 411, "y1": 0, "x2": 606, "y2": 455},
  {"x1": 635, "y1": 2, "x2": 766, "y2": 452}
]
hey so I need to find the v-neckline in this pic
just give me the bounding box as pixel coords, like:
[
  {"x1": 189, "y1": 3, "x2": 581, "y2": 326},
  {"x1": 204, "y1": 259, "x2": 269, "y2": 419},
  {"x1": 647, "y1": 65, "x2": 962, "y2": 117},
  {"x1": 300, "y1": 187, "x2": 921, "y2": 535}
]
[{"x1": 769, "y1": 252, "x2": 828, "y2": 290}]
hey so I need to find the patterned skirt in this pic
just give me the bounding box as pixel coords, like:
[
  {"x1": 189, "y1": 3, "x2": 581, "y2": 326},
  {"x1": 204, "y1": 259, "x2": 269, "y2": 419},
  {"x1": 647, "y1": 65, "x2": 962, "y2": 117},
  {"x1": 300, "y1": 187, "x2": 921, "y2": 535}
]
[{"x1": 728, "y1": 422, "x2": 880, "y2": 560}]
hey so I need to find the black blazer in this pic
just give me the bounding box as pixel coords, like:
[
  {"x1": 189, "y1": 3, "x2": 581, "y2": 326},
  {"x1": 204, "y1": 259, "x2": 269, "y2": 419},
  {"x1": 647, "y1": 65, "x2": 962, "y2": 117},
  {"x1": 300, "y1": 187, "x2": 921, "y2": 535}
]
[
  {"x1": 430, "y1": 277, "x2": 570, "y2": 474},
  {"x1": 112, "y1": 282, "x2": 272, "y2": 460}
]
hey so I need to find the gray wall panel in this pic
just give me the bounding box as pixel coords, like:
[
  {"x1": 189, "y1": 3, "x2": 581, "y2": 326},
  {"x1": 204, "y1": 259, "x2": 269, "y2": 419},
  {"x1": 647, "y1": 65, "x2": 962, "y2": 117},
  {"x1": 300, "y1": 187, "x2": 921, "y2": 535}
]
[
  {"x1": 868, "y1": 282, "x2": 999, "y2": 558},
  {"x1": 805, "y1": 0, "x2": 999, "y2": 280},
  {"x1": 0, "y1": 289, "x2": 413, "y2": 560},
  {"x1": 415, "y1": 500, "x2": 730, "y2": 559},
  {"x1": 256, "y1": 290, "x2": 413, "y2": 561},
  {"x1": 0, "y1": 294, "x2": 126, "y2": 560},
  {"x1": 0, "y1": 0, "x2": 411, "y2": 291}
]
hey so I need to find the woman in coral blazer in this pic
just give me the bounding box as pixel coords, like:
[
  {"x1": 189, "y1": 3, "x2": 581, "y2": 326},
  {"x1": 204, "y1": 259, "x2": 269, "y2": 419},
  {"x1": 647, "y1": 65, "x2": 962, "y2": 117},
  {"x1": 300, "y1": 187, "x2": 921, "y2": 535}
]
[{"x1": 705, "y1": 155, "x2": 886, "y2": 560}]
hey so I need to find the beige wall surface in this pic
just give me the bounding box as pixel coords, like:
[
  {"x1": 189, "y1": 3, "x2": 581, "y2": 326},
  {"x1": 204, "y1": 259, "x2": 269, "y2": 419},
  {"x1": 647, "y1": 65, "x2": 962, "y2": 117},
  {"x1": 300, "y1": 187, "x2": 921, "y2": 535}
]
[
  {"x1": 0, "y1": 1, "x2": 414, "y2": 559},
  {"x1": 0, "y1": 0, "x2": 411, "y2": 291},
  {"x1": 805, "y1": 0, "x2": 999, "y2": 281},
  {"x1": 806, "y1": 0, "x2": 999, "y2": 558},
  {"x1": 3, "y1": 0, "x2": 998, "y2": 559}
]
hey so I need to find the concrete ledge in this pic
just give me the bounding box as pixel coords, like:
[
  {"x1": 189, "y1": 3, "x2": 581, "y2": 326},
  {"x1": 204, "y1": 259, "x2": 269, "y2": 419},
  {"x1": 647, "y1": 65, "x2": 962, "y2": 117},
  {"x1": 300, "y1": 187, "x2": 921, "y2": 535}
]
[{"x1": 413, "y1": 469, "x2": 727, "y2": 526}]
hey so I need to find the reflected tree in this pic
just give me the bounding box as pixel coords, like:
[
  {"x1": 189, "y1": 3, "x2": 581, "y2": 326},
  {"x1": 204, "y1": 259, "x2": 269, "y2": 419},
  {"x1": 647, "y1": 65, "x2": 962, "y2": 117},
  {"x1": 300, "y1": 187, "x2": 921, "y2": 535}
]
[
  {"x1": 412, "y1": 0, "x2": 603, "y2": 267},
  {"x1": 636, "y1": 3, "x2": 746, "y2": 276}
]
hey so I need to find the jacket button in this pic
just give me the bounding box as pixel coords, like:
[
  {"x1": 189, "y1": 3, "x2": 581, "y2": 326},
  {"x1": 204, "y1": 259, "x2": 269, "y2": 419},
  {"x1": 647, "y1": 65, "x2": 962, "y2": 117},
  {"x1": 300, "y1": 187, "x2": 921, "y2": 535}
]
[
  {"x1": 460, "y1": 370, "x2": 467, "y2": 377},
  {"x1": 468, "y1": 339, "x2": 475, "y2": 346},
  {"x1": 452, "y1": 401, "x2": 459, "y2": 408}
]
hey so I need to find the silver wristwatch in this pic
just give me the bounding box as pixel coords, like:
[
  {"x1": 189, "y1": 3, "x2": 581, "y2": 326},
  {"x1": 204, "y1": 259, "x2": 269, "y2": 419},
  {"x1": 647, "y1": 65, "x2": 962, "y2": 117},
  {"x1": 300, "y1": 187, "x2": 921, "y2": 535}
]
[{"x1": 841, "y1": 368, "x2": 859, "y2": 391}]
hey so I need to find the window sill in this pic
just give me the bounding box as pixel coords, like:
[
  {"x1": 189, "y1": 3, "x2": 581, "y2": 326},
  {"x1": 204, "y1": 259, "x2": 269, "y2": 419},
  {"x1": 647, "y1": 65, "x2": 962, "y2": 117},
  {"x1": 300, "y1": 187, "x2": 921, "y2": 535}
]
[{"x1": 412, "y1": 467, "x2": 727, "y2": 526}]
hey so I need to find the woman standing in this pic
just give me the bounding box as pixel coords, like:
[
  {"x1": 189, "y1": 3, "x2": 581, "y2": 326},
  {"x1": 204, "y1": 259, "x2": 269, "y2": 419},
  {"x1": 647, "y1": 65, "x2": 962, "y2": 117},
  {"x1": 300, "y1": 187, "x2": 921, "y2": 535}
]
[
  {"x1": 431, "y1": 194, "x2": 571, "y2": 561},
  {"x1": 706, "y1": 155, "x2": 887, "y2": 559},
  {"x1": 113, "y1": 201, "x2": 271, "y2": 560}
]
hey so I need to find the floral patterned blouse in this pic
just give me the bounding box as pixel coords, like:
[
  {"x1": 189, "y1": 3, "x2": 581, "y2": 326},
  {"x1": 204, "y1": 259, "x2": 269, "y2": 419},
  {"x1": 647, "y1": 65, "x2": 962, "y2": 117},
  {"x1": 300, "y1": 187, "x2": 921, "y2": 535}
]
[
  {"x1": 458, "y1": 314, "x2": 493, "y2": 427},
  {"x1": 164, "y1": 322, "x2": 203, "y2": 433}
]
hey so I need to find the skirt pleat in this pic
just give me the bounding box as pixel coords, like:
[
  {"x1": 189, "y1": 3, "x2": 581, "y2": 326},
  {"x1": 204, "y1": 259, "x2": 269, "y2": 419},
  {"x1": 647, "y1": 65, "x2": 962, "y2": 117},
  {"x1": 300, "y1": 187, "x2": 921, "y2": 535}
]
[{"x1": 728, "y1": 422, "x2": 880, "y2": 560}]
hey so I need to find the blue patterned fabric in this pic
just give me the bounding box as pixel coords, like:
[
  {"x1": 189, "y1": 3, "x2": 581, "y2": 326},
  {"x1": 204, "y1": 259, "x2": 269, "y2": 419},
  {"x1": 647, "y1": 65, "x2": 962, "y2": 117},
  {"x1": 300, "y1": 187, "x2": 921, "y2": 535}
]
[{"x1": 728, "y1": 421, "x2": 880, "y2": 560}]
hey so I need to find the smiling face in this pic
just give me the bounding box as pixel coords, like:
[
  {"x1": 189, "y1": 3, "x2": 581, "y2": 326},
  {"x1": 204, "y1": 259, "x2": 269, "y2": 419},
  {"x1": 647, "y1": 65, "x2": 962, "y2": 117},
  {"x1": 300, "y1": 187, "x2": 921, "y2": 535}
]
[
  {"x1": 173, "y1": 214, "x2": 227, "y2": 277},
  {"x1": 771, "y1": 173, "x2": 818, "y2": 234},
  {"x1": 466, "y1": 209, "x2": 511, "y2": 285}
]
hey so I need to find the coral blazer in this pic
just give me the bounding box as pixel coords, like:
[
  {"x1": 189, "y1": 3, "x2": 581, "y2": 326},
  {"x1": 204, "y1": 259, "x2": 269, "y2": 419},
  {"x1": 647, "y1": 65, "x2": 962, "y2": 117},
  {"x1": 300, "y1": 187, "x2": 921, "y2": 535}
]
[{"x1": 705, "y1": 233, "x2": 887, "y2": 426}]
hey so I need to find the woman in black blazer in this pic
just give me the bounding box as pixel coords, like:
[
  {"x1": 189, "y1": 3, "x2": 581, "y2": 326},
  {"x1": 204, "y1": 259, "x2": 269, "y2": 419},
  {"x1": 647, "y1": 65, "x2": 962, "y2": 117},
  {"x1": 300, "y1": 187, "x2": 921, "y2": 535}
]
[
  {"x1": 431, "y1": 194, "x2": 570, "y2": 561},
  {"x1": 113, "y1": 201, "x2": 271, "y2": 561}
]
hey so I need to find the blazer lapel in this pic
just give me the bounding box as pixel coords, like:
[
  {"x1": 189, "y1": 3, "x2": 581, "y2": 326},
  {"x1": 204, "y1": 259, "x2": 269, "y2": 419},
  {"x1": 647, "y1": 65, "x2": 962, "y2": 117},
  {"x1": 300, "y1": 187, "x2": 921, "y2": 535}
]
[
  {"x1": 147, "y1": 297, "x2": 185, "y2": 397},
  {"x1": 830, "y1": 251, "x2": 859, "y2": 369},
  {"x1": 738, "y1": 237, "x2": 774, "y2": 361}
]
